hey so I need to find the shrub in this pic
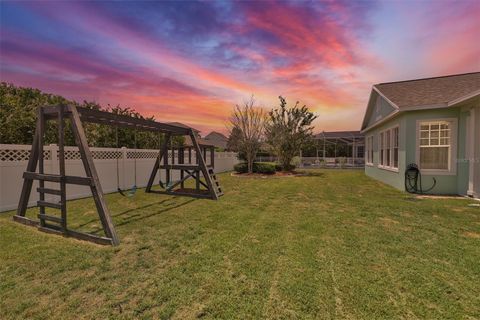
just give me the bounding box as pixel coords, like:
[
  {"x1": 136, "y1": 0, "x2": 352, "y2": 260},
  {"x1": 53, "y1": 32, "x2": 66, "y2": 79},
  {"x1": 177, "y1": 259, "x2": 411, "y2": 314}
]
[
  {"x1": 234, "y1": 163, "x2": 248, "y2": 173},
  {"x1": 234, "y1": 162, "x2": 276, "y2": 174},
  {"x1": 274, "y1": 163, "x2": 283, "y2": 171},
  {"x1": 254, "y1": 162, "x2": 276, "y2": 174}
]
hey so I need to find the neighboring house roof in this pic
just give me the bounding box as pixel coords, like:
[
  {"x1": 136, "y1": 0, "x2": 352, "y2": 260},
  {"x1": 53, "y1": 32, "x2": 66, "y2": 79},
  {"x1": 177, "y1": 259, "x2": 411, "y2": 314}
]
[
  {"x1": 361, "y1": 72, "x2": 480, "y2": 132},
  {"x1": 205, "y1": 131, "x2": 228, "y2": 141},
  {"x1": 184, "y1": 136, "x2": 214, "y2": 147}
]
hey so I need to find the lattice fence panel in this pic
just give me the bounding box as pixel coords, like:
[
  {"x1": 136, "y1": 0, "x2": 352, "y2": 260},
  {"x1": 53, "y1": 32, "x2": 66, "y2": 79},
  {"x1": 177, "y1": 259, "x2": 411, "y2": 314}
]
[
  {"x1": 92, "y1": 150, "x2": 122, "y2": 160},
  {"x1": 0, "y1": 149, "x2": 51, "y2": 161},
  {"x1": 127, "y1": 150, "x2": 160, "y2": 159}
]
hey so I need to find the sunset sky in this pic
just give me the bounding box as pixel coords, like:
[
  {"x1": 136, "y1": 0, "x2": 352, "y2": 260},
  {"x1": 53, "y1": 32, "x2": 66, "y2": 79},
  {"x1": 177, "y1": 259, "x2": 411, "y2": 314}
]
[{"x1": 1, "y1": 1, "x2": 479, "y2": 135}]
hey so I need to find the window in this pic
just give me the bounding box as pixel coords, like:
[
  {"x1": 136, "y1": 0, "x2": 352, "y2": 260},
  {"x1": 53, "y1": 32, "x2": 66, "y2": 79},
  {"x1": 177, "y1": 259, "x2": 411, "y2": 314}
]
[
  {"x1": 379, "y1": 132, "x2": 384, "y2": 166},
  {"x1": 357, "y1": 146, "x2": 364, "y2": 159},
  {"x1": 366, "y1": 136, "x2": 374, "y2": 165},
  {"x1": 378, "y1": 126, "x2": 399, "y2": 170},
  {"x1": 393, "y1": 127, "x2": 399, "y2": 168},
  {"x1": 419, "y1": 121, "x2": 451, "y2": 171}
]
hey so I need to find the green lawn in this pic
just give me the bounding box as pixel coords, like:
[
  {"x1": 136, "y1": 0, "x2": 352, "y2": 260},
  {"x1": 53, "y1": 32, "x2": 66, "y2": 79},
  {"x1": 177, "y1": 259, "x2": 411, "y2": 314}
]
[{"x1": 1, "y1": 170, "x2": 479, "y2": 319}]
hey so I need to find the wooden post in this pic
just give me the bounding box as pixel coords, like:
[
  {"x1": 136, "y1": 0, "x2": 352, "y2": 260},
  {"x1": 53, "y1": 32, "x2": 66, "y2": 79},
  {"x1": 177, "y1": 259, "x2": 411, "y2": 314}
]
[
  {"x1": 16, "y1": 109, "x2": 41, "y2": 217},
  {"x1": 210, "y1": 146, "x2": 215, "y2": 168},
  {"x1": 38, "y1": 107, "x2": 46, "y2": 227},
  {"x1": 58, "y1": 105, "x2": 67, "y2": 232},
  {"x1": 69, "y1": 105, "x2": 120, "y2": 245}
]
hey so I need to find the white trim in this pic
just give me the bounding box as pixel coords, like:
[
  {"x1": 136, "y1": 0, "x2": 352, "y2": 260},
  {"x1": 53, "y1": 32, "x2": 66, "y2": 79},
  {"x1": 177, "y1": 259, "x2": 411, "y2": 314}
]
[
  {"x1": 467, "y1": 108, "x2": 475, "y2": 195},
  {"x1": 377, "y1": 125, "x2": 399, "y2": 172},
  {"x1": 361, "y1": 109, "x2": 401, "y2": 133},
  {"x1": 415, "y1": 118, "x2": 457, "y2": 176},
  {"x1": 365, "y1": 135, "x2": 374, "y2": 165},
  {"x1": 448, "y1": 90, "x2": 480, "y2": 106}
]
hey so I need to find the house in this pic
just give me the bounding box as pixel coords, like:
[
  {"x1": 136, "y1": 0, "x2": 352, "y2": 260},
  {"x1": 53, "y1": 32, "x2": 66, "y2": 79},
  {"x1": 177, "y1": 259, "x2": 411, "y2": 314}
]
[
  {"x1": 360, "y1": 72, "x2": 480, "y2": 198},
  {"x1": 204, "y1": 131, "x2": 228, "y2": 149},
  {"x1": 166, "y1": 122, "x2": 213, "y2": 146}
]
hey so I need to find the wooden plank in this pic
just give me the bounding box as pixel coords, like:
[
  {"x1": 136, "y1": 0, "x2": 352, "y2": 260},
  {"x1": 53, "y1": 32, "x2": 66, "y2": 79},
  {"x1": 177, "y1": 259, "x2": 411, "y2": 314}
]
[
  {"x1": 38, "y1": 214, "x2": 63, "y2": 223},
  {"x1": 13, "y1": 215, "x2": 113, "y2": 245},
  {"x1": 23, "y1": 172, "x2": 93, "y2": 185},
  {"x1": 159, "y1": 164, "x2": 203, "y2": 170},
  {"x1": 77, "y1": 107, "x2": 190, "y2": 135},
  {"x1": 13, "y1": 215, "x2": 38, "y2": 226},
  {"x1": 16, "y1": 112, "x2": 41, "y2": 217},
  {"x1": 37, "y1": 200, "x2": 62, "y2": 209},
  {"x1": 37, "y1": 187, "x2": 62, "y2": 195},
  {"x1": 69, "y1": 105, "x2": 120, "y2": 246}
]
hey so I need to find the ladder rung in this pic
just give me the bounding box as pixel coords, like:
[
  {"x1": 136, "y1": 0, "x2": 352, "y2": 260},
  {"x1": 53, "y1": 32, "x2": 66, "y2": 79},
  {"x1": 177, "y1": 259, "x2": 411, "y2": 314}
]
[
  {"x1": 37, "y1": 200, "x2": 62, "y2": 209},
  {"x1": 24, "y1": 172, "x2": 62, "y2": 182},
  {"x1": 38, "y1": 214, "x2": 63, "y2": 224},
  {"x1": 24, "y1": 172, "x2": 93, "y2": 186},
  {"x1": 37, "y1": 187, "x2": 62, "y2": 195}
]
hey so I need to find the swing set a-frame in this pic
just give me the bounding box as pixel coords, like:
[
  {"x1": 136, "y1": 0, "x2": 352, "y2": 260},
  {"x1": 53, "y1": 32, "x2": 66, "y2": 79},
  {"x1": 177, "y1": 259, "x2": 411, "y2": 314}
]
[{"x1": 14, "y1": 105, "x2": 223, "y2": 246}]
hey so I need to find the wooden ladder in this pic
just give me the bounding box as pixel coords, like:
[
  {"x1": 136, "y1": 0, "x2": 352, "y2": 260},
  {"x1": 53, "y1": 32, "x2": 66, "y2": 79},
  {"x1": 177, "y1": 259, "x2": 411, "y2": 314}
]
[
  {"x1": 31, "y1": 173, "x2": 68, "y2": 232},
  {"x1": 208, "y1": 167, "x2": 224, "y2": 197}
]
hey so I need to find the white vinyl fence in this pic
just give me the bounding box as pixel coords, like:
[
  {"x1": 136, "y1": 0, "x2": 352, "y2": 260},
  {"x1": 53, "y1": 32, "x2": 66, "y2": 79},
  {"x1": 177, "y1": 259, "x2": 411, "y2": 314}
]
[{"x1": 0, "y1": 144, "x2": 239, "y2": 212}]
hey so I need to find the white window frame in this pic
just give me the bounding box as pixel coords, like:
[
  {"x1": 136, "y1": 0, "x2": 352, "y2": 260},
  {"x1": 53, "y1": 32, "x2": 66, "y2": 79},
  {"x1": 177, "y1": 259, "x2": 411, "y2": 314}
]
[
  {"x1": 377, "y1": 125, "x2": 399, "y2": 172},
  {"x1": 416, "y1": 118, "x2": 457, "y2": 175},
  {"x1": 366, "y1": 135, "x2": 374, "y2": 166}
]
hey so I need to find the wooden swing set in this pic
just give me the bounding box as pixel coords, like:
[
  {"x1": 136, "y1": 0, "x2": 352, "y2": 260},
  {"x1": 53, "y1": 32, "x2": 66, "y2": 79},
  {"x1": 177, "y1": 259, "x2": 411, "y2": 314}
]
[{"x1": 14, "y1": 105, "x2": 223, "y2": 246}]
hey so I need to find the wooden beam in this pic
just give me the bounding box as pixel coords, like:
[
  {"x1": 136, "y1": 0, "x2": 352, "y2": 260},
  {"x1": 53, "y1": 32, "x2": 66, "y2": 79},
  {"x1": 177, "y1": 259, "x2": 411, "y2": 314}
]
[
  {"x1": 16, "y1": 110, "x2": 41, "y2": 217},
  {"x1": 69, "y1": 105, "x2": 120, "y2": 246}
]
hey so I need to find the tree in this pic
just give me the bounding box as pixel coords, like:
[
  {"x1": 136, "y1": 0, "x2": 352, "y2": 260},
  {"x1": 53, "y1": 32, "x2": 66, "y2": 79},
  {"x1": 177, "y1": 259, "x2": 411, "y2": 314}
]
[
  {"x1": 0, "y1": 82, "x2": 184, "y2": 148},
  {"x1": 228, "y1": 97, "x2": 265, "y2": 174},
  {"x1": 265, "y1": 96, "x2": 317, "y2": 171},
  {"x1": 226, "y1": 127, "x2": 242, "y2": 152}
]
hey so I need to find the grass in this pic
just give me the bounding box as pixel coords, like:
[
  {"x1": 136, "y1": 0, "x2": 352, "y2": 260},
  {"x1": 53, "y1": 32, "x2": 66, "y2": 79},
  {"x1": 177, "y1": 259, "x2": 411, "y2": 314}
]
[{"x1": 0, "y1": 169, "x2": 479, "y2": 319}]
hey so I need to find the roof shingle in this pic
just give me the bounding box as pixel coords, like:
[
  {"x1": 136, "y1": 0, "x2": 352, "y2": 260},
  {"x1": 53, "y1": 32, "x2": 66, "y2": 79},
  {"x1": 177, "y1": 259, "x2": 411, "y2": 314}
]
[{"x1": 374, "y1": 72, "x2": 480, "y2": 108}]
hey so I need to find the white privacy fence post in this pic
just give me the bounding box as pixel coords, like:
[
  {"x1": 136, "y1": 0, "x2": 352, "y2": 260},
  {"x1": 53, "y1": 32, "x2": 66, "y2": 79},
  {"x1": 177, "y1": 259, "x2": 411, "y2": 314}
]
[{"x1": 121, "y1": 146, "x2": 127, "y2": 190}]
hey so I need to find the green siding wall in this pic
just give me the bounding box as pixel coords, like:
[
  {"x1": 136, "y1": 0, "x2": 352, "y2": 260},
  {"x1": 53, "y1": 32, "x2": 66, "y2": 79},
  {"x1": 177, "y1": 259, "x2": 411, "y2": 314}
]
[
  {"x1": 365, "y1": 107, "x2": 470, "y2": 195},
  {"x1": 364, "y1": 115, "x2": 406, "y2": 190}
]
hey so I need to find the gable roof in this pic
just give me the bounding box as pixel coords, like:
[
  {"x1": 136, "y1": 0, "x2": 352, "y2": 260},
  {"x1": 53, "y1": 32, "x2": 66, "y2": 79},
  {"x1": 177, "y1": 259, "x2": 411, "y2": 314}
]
[
  {"x1": 205, "y1": 131, "x2": 228, "y2": 141},
  {"x1": 375, "y1": 72, "x2": 480, "y2": 109},
  {"x1": 361, "y1": 72, "x2": 480, "y2": 132}
]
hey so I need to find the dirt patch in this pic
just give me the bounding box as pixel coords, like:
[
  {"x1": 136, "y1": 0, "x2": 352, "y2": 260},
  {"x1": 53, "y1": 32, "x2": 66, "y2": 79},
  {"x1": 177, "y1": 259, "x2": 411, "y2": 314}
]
[
  {"x1": 462, "y1": 231, "x2": 480, "y2": 239},
  {"x1": 379, "y1": 217, "x2": 400, "y2": 227}
]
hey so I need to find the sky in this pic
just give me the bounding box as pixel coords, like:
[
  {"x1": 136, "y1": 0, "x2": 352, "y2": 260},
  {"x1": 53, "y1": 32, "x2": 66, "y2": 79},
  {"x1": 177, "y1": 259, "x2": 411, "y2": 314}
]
[{"x1": 1, "y1": 1, "x2": 479, "y2": 135}]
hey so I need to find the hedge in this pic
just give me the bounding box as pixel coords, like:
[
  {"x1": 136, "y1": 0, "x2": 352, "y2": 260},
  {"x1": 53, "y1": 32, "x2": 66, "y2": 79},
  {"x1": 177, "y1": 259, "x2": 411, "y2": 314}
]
[{"x1": 234, "y1": 162, "x2": 276, "y2": 174}]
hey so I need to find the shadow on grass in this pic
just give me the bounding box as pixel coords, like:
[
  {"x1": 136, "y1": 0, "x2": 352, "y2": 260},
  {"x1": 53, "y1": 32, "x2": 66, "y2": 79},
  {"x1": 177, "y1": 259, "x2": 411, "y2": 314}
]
[
  {"x1": 296, "y1": 171, "x2": 326, "y2": 178},
  {"x1": 84, "y1": 198, "x2": 197, "y2": 235}
]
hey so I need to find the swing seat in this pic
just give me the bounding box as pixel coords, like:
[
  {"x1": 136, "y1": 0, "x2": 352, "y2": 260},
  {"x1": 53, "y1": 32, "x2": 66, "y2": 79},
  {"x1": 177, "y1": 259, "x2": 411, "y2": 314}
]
[{"x1": 118, "y1": 185, "x2": 137, "y2": 197}]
